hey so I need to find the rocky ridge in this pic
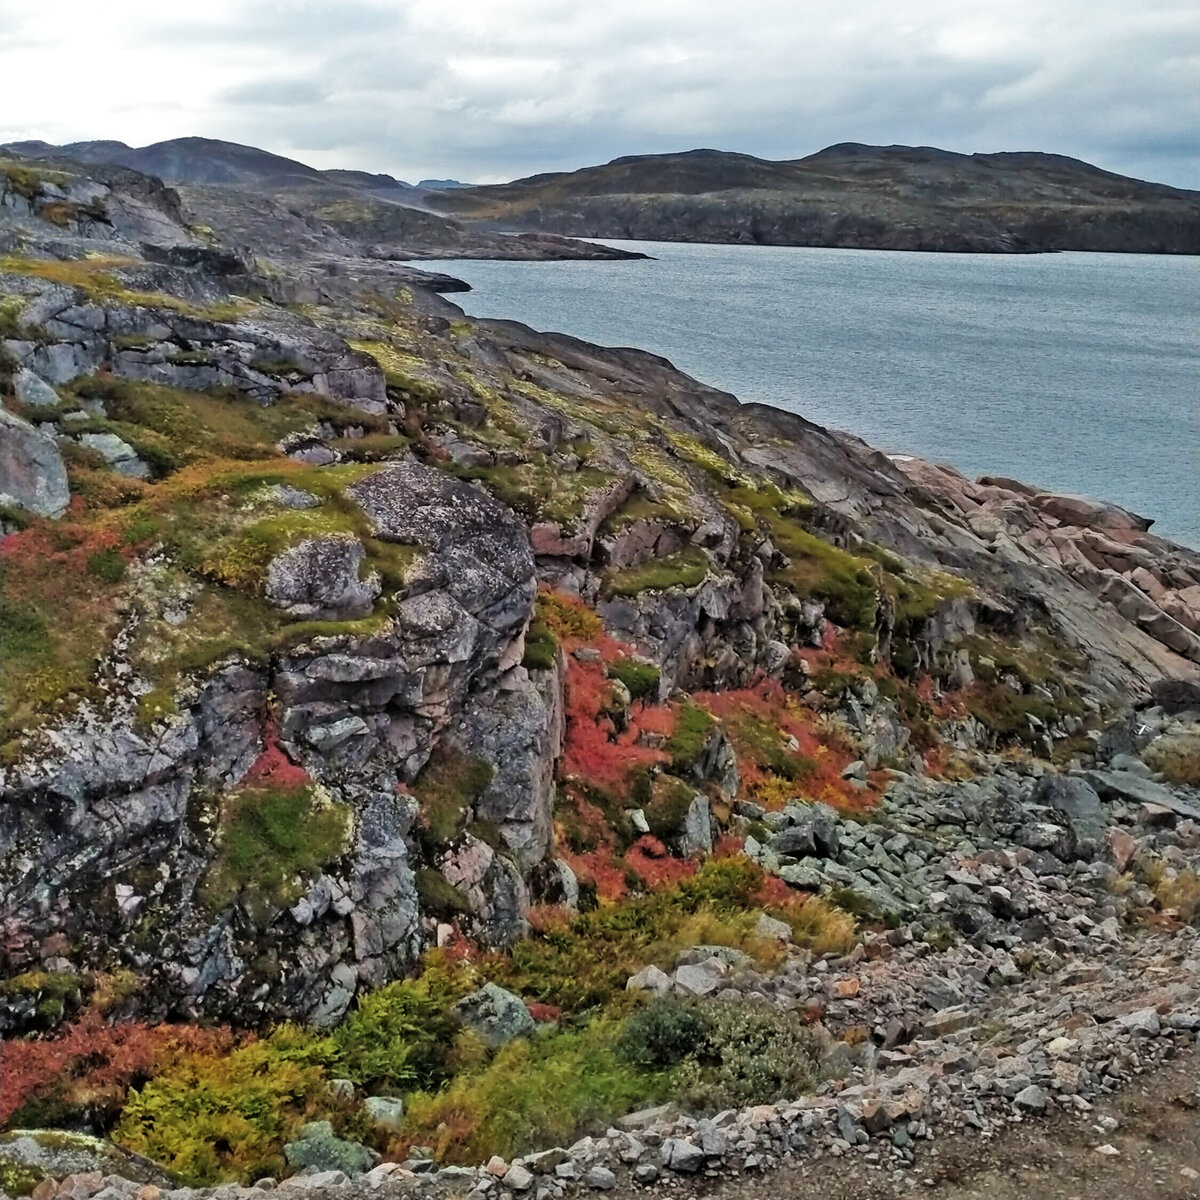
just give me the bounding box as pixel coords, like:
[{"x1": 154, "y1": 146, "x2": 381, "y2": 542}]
[{"x1": 0, "y1": 151, "x2": 1197, "y2": 1196}]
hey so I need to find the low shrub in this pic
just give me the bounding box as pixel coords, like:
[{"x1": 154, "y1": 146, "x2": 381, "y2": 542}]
[
  {"x1": 113, "y1": 1026, "x2": 334, "y2": 1185},
  {"x1": 616, "y1": 998, "x2": 709, "y2": 1070},
  {"x1": 396, "y1": 1022, "x2": 656, "y2": 1164},
  {"x1": 674, "y1": 1000, "x2": 819, "y2": 1110}
]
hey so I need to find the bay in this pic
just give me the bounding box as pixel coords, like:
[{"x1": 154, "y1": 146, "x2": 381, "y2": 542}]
[{"x1": 420, "y1": 242, "x2": 1199, "y2": 546}]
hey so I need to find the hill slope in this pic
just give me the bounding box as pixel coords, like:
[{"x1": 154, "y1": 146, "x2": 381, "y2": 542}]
[
  {"x1": 428, "y1": 144, "x2": 1200, "y2": 253},
  {"x1": 1, "y1": 138, "x2": 642, "y2": 262}
]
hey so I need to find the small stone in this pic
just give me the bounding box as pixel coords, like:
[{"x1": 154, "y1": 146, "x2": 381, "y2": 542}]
[
  {"x1": 502, "y1": 1164, "x2": 535, "y2": 1191},
  {"x1": 633, "y1": 1163, "x2": 659, "y2": 1184},
  {"x1": 363, "y1": 1096, "x2": 405, "y2": 1131},
  {"x1": 1117, "y1": 1008, "x2": 1160, "y2": 1037},
  {"x1": 1095, "y1": 1144, "x2": 1120, "y2": 1157},
  {"x1": 831, "y1": 977, "x2": 860, "y2": 999},
  {"x1": 753, "y1": 912, "x2": 792, "y2": 942},
  {"x1": 673, "y1": 958, "x2": 727, "y2": 997},
  {"x1": 1014, "y1": 1085, "x2": 1047, "y2": 1113},
  {"x1": 625, "y1": 965, "x2": 672, "y2": 995},
  {"x1": 583, "y1": 1165, "x2": 616, "y2": 1190},
  {"x1": 661, "y1": 1138, "x2": 705, "y2": 1173}
]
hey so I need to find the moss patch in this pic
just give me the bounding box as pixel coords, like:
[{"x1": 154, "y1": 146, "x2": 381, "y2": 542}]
[
  {"x1": 602, "y1": 547, "x2": 709, "y2": 599},
  {"x1": 413, "y1": 747, "x2": 495, "y2": 849},
  {"x1": 201, "y1": 783, "x2": 351, "y2": 914}
]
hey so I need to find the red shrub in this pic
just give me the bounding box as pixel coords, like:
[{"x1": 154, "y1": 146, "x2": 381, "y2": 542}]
[
  {"x1": 0, "y1": 1011, "x2": 235, "y2": 1127},
  {"x1": 241, "y1": 718, "x2": 309, "y2": 789},
  {"x1": 624, "y1": 836, "x2": 697, "y2": 890}
]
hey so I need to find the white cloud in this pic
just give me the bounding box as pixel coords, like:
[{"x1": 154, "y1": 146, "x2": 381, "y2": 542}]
[{"x1": 0, "y1": 0, "x2": 1195, "y2": 186}]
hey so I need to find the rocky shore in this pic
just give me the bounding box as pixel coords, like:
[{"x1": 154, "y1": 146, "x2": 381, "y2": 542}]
[{"x1": 1, "y1": 150, "x2": 1197, "y2": 1200}]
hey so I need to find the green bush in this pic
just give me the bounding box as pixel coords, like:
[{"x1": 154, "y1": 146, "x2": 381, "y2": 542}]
[
  {"x1": 114, "y1": 1027, "x2": 334, "y2": 1185},
  {"x1": 399, "y1": 1022, "x2": 657, "y2": 1164},
  {"x1": 617, "y1": 998, "x2": 709, "y2": 1070},
  {"x1": 331, "y1": 967, "x2": 467, "y2": 1094},
  {"x1": 675, "y1": 1001, "x2": 819, "y2": 1110}
]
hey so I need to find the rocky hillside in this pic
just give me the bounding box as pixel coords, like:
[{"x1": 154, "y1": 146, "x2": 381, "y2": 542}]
[
  {"x1": 1, "y1": 141, "x2": 641, "y2": 263},
  {"x1": 428, "y1": 143, "x2": 1200, "y2": 253},
  {"x1": 0, "y1": 152, "x2": 1198, "y2": 1198}
]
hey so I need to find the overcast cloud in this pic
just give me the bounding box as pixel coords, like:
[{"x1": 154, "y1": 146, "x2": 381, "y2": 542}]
[{"x1": 1, "y1": 0, "x2": 1196, "y2": 187}]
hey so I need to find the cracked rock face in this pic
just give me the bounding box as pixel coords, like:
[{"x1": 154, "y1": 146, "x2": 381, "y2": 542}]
[{"x1": 0, "y1": 408, "x2": 70, "y2": 517}]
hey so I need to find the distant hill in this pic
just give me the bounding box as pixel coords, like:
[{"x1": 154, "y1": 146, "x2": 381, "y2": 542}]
[
  {"x1": 426, "y1": 144, "x2": 1200, "y2": 253},
  {"x1": 14, "y1": 136, "x2": 331, "y2": 188},
  {"x1": 323, "y1": 168, "x2": 412, "y2": 191},
  {"x1": 418, "y1": 179, "x2": 470, "y2": 190}
]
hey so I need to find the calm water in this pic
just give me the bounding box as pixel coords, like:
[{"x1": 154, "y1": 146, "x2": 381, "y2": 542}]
[{"x1": 421, "y1": 242, "x2": 1199, "y2": 546}]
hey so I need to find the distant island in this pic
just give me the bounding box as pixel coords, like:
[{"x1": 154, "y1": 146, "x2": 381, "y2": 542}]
[
  {"x1": 429, "y1": 143, "x2": 1200, "y2": 254},
  {"x1": 6, "y1": 135, "x2": 1197, "y2": 256}
]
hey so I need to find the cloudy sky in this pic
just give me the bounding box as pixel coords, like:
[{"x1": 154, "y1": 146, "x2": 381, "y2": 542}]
[{"x1": 1, "y1": 0, "x2": 1196, "y2": 187}]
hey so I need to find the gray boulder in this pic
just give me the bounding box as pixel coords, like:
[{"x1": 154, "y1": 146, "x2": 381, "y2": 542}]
[
  {"x1": 265, "y1": 536, "x2": 382, "y2": 619},
  {"x1": 769, "y1": 802, "x2": 840, "y2": 859},
  {"x1": 78, "y1": 431, "x2": 150, "y2": 478},
  {"x1": 13, "y1": 368, "x2": 60, "y2": 408},
  {"x1": 363, "y1": 1096, "x2": 405, "y2": 1132},
  {"x1": 1031, "y1": 776, "x2": 1105, "y2": 859},
  {"x1": 680, "y1": 792, "x2": 713, "y2": 856},
  {"x1": 0, "y1": 1130, "x2": 171, "y2": 1190},
  {"x1": 0, "y1": 409, "x2": 69, "y2": 516},
  {"x1": 454, "y1": 981, "x2": 534, "y2": 1048},
  {"x1": 283, "y1": 1121, "x2": 376, "y2": 1176}
]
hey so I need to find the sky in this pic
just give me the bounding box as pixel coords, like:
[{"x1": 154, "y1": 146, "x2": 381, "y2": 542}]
[{"x1": 1, "y1": 0, "x2": 1197, "y2": 188}]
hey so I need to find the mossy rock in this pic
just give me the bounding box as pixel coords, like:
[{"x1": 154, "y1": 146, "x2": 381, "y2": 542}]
[{"x1": 0, "y1": 1131, "x2": 172, "y2": 1192}]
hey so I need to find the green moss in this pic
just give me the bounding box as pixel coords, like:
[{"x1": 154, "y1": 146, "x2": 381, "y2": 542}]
[
  {"x1": 663, "y1": 702, "x2": 715, "y2": 774},
  {"x1": 415, "y1": 868, "x2": 472, "y2": 918},
  {"x1": 608, "y1": 658, "x2": 660, "y2": 701},
  {"x1": 522, "y1": 619, "x2": 559, "y2": 671},
  {"x1": 763, "y1": 514, "x2": 878, "y2": 630},
  {"x1": 0, "y1": 255, "x2": 247, "y2": 321},
  {"x1": 452, "y1": 459, "x2": 617, "y2": 530},
  {"x1": 135, "y1": 686, "x2": 179, "y2": 730},
  {"x1": 599, "y1": 493, "x2": 684, "y2": 534},
  {"x1": 249, "y1": 357, "x2": 312, "y2": 378},
  {"x1": 601, "y1": 547, "x2": 709, "y2": 599},
  {"x1": 0, "y1": 1161, "x2": 45, "y2": 1197},
  {"x1": 201, "y1": 784, "x2": 352, "y2": 914},
  {"x1": 413, "y1": 747, "x2": 494, "y2": 849}
]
